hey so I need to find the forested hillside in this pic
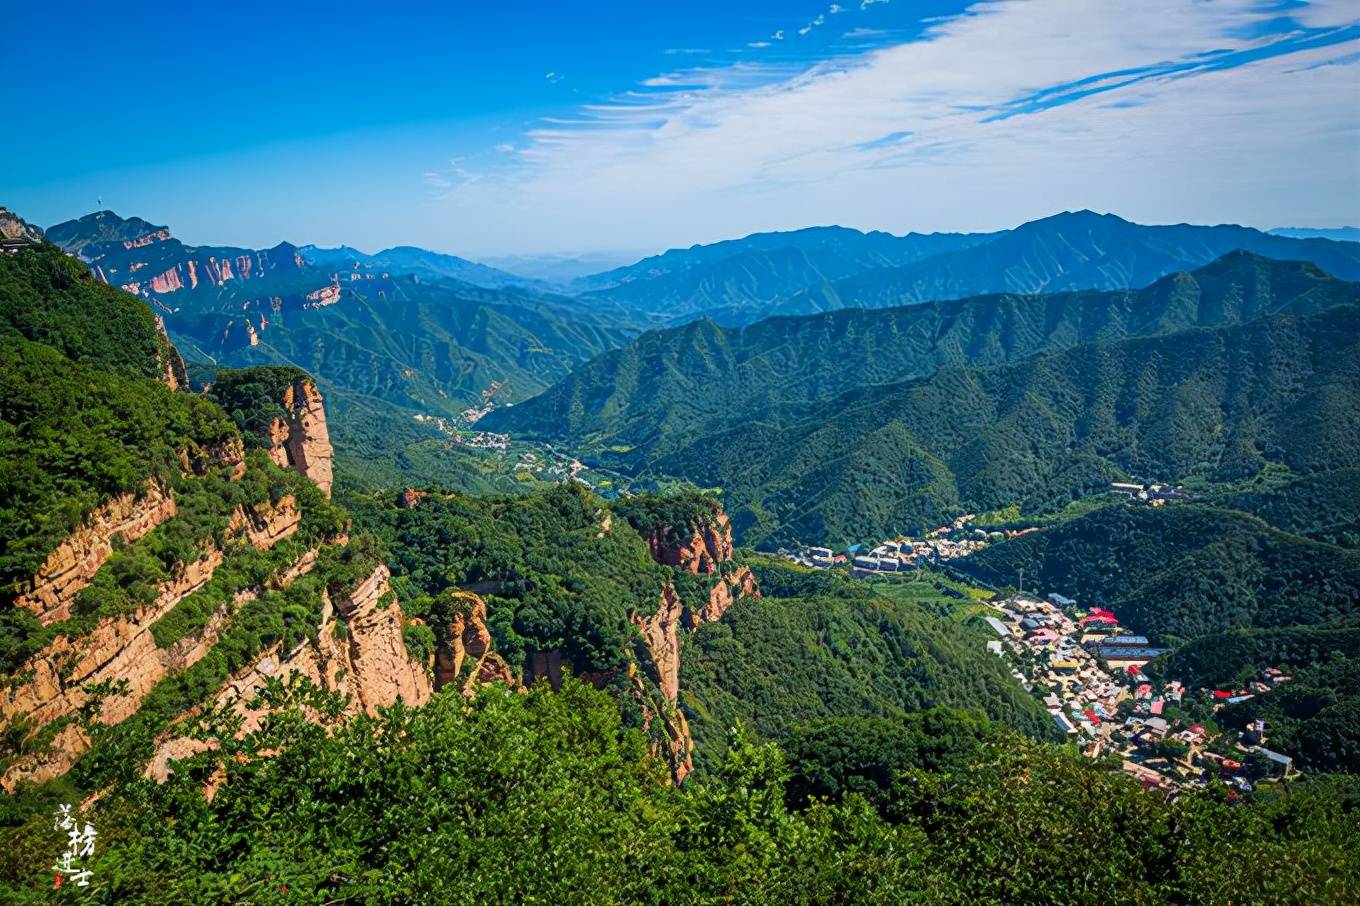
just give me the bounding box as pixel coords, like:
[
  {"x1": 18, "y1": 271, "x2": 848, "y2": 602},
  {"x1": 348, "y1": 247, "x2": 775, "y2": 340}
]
[
  {"x1": 959, "y1": 505, "x2": 1360, "y2": 645},
  {"x1": 3, "y1": 216, "x2": 1360, "y2": 903},
  {"x1": 44, "y1": 211, "x2": 640, "y2": 490},
  {"x1": 651, "y1": 302, "x2": 1359, "y2": 545},
  {"x1": 488, "y1": 252, "x2": 1360, "y2": 497},
  {"x1": 680, "y1": 557, "x2": 1056, "y2": 772}
]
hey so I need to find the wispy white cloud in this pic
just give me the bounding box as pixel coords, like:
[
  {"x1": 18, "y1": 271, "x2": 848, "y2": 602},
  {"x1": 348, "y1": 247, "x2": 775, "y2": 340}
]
[
  {"x1": 434, "y1": 1, "x2": 1360, "y2": 254},
  {"x1": 544, "y1": 71, "x2": 564, "y2": 83}
]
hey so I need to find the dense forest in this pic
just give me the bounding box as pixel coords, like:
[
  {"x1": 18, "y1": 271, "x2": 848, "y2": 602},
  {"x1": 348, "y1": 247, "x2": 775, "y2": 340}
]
[
  {"x1": 959, "y1": 505, "x2": 1360, "y2": 645},
  {"x1": 490, "y1": 254, "x2": 1360, "y2": 546},
  {"x1": 489, "y1": 252, "x2": 1359, "y2": 463},
  {"x1": 4, "y1": 679, "x2": 1358, "y2": 903},
  {"x1": 681, "y1": 558, "x2": 1057, "y2": 770},
  {"x1": 4, "y1": 223, "x2": 1360, "y2": 902},
  {"x1": 660, "y1": 304, "x2": 1360, "y2": 545}
]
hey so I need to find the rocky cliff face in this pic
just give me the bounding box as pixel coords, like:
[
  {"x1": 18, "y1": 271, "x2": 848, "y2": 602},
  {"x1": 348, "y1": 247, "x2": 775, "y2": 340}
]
[
  {"x1": 154, "y1": 314, "x2": 189, "y2": 391},
  {"x1": 642, "y1": 508, "x2": 736, "y2": 575},
  {"x1": 1, "y1": 495, "x2": 308, "y2": 790},
  {"x1": 686, "y1": 565, "x2": 761, "y2": 628},
  {"x1": 14, "y1": 429, "x2": 251, "y2": 628},
  {"x1": 627, "y1": 502, "x2": 759, "y2": 781},
  {"x1": 266, "y1": 378, "x2": 334, "y2": 497},
  {"x1": 147, "y1": 564, "x2": 433, "y2": 785},
  {"x1": 0, "y1": 207, "x2": 44, "y2": 247},
  {"x1": 13, "y1": 480, "x2": 178, "y2": 626},
  {"x1": 45, "y1": 211, "x2": 308, "y2": 302},
  {"x1": 434, "y1": 590, "x2": 516, "y2": 696}
]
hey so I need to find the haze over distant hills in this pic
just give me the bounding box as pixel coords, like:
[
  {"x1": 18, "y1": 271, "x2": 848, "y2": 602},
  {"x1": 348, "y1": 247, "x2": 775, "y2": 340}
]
[
  {"x1": 1269, "y1": 226, "x2": 1360, "y2": 243},
  {"x1": 483, "y1": 251, "x2": 649, "y2": 284},
  {"x1": 43, "y1": 210, "x2": 642, "y2": 488},
  {"x1": 568, "y1": 211, "x2": 1360, "y2": 327}
]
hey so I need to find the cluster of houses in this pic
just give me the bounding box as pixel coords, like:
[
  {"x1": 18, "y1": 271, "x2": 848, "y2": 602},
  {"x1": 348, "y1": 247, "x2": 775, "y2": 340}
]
[
  {"x1": 462, "y1": 430, "x2": 511, "y2": 451},
  {"x1": 982, "y1": 591, "x2": 1299, "y2": 794},
  {"x1": 1109, "y1": 480, "x2": 1190, "y2": 507},
  {"x1": 783, "y1": 516, "x2": 992, "y2": 574}
]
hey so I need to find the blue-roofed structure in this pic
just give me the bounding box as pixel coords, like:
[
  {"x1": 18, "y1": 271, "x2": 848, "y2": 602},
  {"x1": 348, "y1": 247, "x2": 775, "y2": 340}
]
[{"x1": 1098, "y1": 645, "x2": 1169, "y2": 660}]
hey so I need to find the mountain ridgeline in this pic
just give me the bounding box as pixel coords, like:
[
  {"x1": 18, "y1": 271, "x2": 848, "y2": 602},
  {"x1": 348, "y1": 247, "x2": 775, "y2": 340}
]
[
  {"x1": 43, "y1": 211, "x2": 642, "y2": 490},
  {"x1": 488, "y1": 251, "x2": 1360, "y2": 546},
  {"x1": 3, "y1": 207, "x2": 1359, "y2": 900},
  {"x1": 574, "y1": 210, "x2": 1360, "y2": 326}
]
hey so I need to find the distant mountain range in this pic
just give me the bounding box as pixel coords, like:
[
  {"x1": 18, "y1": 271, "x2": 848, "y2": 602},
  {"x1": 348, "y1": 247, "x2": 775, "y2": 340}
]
[
  {"x1": 43, "y1": 211, "x2": 643, "y2": 488},
  {"x1": 570, "y1": 224, "x2": 990, "y2": 324},
  {"x1": 483, "y1": 251, "x2": 647, "y2": 284},
  {"x1": 1269, "y1": 226, "x2": 1360, "y2": 243},
  {"x1": 42, "y1": 207, "x2": 1360, "y2": 499},
  {"x1": 487, "y1": 252, "x2": 1360, "y2": 545},
  {"x1": 299, "y1": 243, "x2": 546, "y2": 290},
  {"x1": 568, "y1": 211, "x2": 1360, "y2": 327}
]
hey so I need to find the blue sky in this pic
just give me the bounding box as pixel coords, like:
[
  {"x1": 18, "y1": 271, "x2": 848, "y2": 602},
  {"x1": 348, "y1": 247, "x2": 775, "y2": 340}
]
[{"x1": 5, "y1": 1, "x2": 1358, "y2": 257}]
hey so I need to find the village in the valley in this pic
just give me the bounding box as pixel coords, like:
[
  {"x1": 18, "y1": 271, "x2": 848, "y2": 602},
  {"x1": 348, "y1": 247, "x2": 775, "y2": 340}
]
[
  {"x1": 416, "y1": 412, "x2": 1306, "y2": 797},
  {"x1": 778, "y1": 481, "x2": 1302, "y2": 796},
  {"x1": 976, "y1": 591, "x2": 1295, "y2": 794}
]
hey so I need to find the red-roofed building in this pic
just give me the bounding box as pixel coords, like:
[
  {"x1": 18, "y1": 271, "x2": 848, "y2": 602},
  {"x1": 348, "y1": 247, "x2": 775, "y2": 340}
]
[
  {"x1": 1126, "y1": 665, "x2": 1142, "y2": 676},
  {"x1": 1084, "y1": 709, "x2": 1101, "y2": 726},
  {"x1": 1150, "y1": 699, "x2": 1165, "y2": 716},
  {"x1": 1213, "y1": 689, "x2": 1234, "y2": 700},
  {"x1": 1136, "y1": 684, "x2": 1152, "y2": 698}
]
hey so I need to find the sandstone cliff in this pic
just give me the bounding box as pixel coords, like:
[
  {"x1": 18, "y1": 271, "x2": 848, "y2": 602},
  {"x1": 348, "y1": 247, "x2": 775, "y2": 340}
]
[
  {"x1": 1, "y1": 495, "x2": 307, "y2": 790},
  {"x1": 266, "y1": 378, "x2": 334, "y2": 497},
  {"x1": 433, "y1": 590, "x2": 516, "y2": 696},
  {"x1": 147, "y1": 564, "x2": 433, "y2": 784},
  {"x1": 15, "y1": 428, "x2": 250, "y2": 627},
  {"x1": 14, "y1": 480, "x2": 177, "y2": 626},
  {"x1": 641, "y1": 507, "x2": 736, "y2": 575},
  {"x1": 0, "y1": 207, "x2": 44, "y2": 247},
  {"x1": 626, "y1": 500, "x2": 759, "y2": 782}
]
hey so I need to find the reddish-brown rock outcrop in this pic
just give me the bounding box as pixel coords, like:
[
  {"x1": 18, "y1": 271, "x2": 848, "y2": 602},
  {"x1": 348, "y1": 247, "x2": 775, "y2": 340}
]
[
  {"x1": 13, "y1": 480, "x2": 177, "y2": 626},
  {"x1": 303, "y1": 279, "x2": 341, "y2": 309},
  {"x1": 631, "y1": 585, "x2": 695, "y2": 780},
  {"x1": 0, "y1": 496, "x2": 312, "y2": 790},
  {"x1": 123, "y1": 229, "x2": 171, "y2": 250},
  {"x1": 266, "y1": 378, "x2": 334, "y2": 497},
  {"x1": 629, "y1": 501, "x2": 759, "y2": 781},
  {"x1": 685, "y1": 565, "x2": 761, "y2": 628},
  {"x1": 148, "y1": 265, "x2": 184, "y2": 294},
  {"x1": 642, "y1": 508, "x2": 735, "y2": 575},
  {"x1": 434, "y1": 590, "x2": 515, "y2": 696},
  {"x1": 148, "y1": 565, "x2": 432, "y2": 784},
  {"x1": 227, "y1": 495, "x2": 301, "y2": 548},
  {"x1": 397, "y1": 488, "x2": 427, "y2": 509},
  {"x1": 633, "y1": 584, "x2": 685, "y2": 704}
]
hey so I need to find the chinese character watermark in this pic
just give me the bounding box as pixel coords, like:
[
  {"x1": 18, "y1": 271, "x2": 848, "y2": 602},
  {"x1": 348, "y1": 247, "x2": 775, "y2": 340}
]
[{"x1": 52, "y1": 803, "x2": 95, "y2": 889}]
